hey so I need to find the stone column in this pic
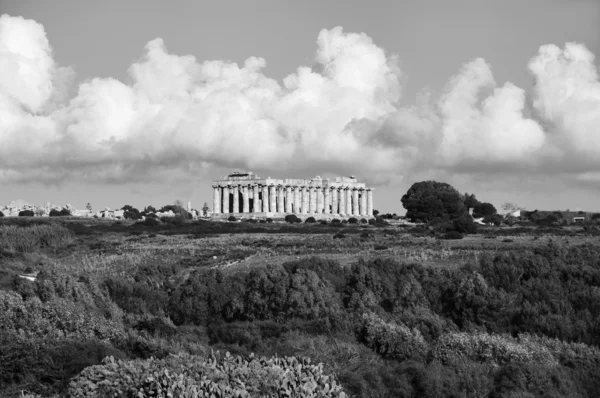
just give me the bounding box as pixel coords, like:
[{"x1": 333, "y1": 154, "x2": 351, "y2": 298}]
[
  {"x1": 263, "y1": 185, "x2": 270, "y2": 212},
  {"x1": 276, "y1": 185, "x2": 284, "y2": 213},
  {"x1": 367, "y1": 188, "x2": 374, "y2": 217},
  {"x1": 352, "y1": 188, "x2": 359, "y2": 215},
  {"x1": 231, "y1": 185, "x2": 239, "y2": 213},
  {"x1": 285, "y1": 186, "x2": 292, "y2": 213},
  {"x1": 222, "y1": 186, "x2": 230, "y2": 214},
  {"x1": 254, "y1": 185, "x2": 261, "y2": 213},
  {"x1": 302, "y1": 187, "x2": 309, "y2": 214},
  {"x1": 309, "y1": 187, "x2": 316, "y2": 213},
  {"x1": 360, "y1": 189, "x2": 367, "y2": 216},
  {"x1": 213, "y1": 186, "x2": 220, "y2": 214},
  {"x1": 339, "y1": 188, "x2": 345, "y2": 215},
  {"x1": 346, "y1": 188, "x2": 352, "y2": 216},
  {"x1": 324, "y1": 187, "x2": 331, "y2": 214},
  {"x1": 269, "y1": 185, "x2": 276, "y2": 213},
  {"x1": 315, "y1": 187, "x2": 323, "y2": 214},
  {"x1": 292, "y1": 187, "x2": 298, "y2": 213},
  {"x1": 331, "y1": 188, "x2": 338, "y2": 214},
  {"x1": 242, "y1": 185, "x2": 249, "y2": 213}
]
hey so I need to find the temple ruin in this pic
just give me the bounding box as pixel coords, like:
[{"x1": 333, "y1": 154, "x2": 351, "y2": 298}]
[{"x1": 212, "y1": 172, "x2": 374, "y2": 219}]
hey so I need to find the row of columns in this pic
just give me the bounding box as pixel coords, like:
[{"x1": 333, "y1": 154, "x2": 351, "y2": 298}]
[{"x1": 213, "y1": 184, "x2": 373, "y2": 216}]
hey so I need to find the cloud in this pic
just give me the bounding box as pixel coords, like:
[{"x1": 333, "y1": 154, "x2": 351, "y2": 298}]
[
  {"x1": 528, "y1": 42, "x2": 600, "y2": 160},
  {"x1": 0, "y1": 14, "x2": 599, "y2": 187}
]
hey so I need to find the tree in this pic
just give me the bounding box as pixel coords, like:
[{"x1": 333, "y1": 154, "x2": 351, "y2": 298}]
[
  {"x1": 472, "y1": 202, "x2": 497, "y2": 219},
  {"x1": 463, "y1": 193, "x2": 479, "y2": 210},
  {"x1": 501, "y1": 202, "x2": 522, "y2": 212},
  {"x1": 401, "y1": 181, "x2": 468, "y2": 222},
  {"x1": 86, "y1": 203, "x2": 92, "y2": 212},
  {"x1": 373, "y1": 209, "x2": 380, "y2": 217},
  {"x1": 121, "y1": 205, "x2": 142, "y2": 220},
  {"x1": 0, "y1": 211, "x2": 3, "y2": 217},
  {"x1": 202, "y1": 202, "x2": 210, "y2": 217},
  {"x1": 18, "y1": 210, "x2": 34, "y2": 217},
  {"x1": 144, "y1": 205, "x2": 157, "y2": 213}
]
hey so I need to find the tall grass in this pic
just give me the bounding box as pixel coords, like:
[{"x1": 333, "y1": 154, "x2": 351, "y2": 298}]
[{"x1": 0, "y1": 224, "x2": 73, "y2": 253}]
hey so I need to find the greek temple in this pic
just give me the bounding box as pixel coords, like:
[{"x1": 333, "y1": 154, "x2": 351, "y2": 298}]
[{"x1": 212, "y1": 172, "x2": 374, "y2": 219}]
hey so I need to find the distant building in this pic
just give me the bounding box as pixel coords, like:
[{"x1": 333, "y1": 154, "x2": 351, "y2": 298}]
[{"x1": 211, "y1": 171, "x2": 374, "y2": 219}]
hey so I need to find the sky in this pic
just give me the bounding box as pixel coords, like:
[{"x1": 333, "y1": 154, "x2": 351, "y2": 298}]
[{"x1": 0, "y1": 0, "x2": 599, "y2": 213}]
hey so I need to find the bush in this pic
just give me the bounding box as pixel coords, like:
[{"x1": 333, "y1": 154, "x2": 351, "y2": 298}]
[
  {"x1": 305, "y1": 217, "x2": 316, "y2": 224},
  {"x1": 442, "y1": 231, "x2": 464, "y2": 240},
  {"x1": 227, "y1": 216, "x2": 237, "y2": 222},
  {"x1": 266, "y1": 218, "x2": 273, "y2": 223},
  {"x1": 18, "y1": 210, "x2": 35, "y2": 217},
  {"x1": 348, "y1": 218, "x2": 358, "y2": 224},
  {"x1": 0, "y1": 224, "x2": 74, "y2": 253},
  {"x1": 360, "y1": 218, "x2": 368, "y2": 224},
  {"x1": 137, "y1": 217, "x2": 160, "y2": 227},
  {"x1": 432, "y1": 332, "x2": 557, "y2": 366},
  {"x1": 331, "y1": 219, "x2": 341, "y2": 224},
  {"x1": 374, "y1": 245, "x2": 388, "y2": 251},
  {"x1": 69, "y1": 351, "x2": 347, "y2": 397},
  {"x1": 359, "y1": 313, "x2": 428, "y2": 361},
  {"x1": 320, "y1": 220, "x2": 328, "y2": 225},
  {"x1": 285, "y1": 214, "x2": 300, "y2": 223},
  {"x1": 333, "y1": 232, "x2": 346, "y2": 239},
  {"x1": 453, "y1": 216, "x2": 478, "y2": 234}
]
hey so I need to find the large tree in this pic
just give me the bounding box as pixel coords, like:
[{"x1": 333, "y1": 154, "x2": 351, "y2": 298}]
[
  {"x1": 472, "y1": 202, "x2": 497, "y2": 219},
  {"x1": 401, "y1": 181, "x2": 468, "y2": 222}
]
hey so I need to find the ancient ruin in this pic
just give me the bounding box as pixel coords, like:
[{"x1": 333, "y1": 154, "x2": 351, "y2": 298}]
[{"x1": 212, "y1": 172, "x2": 374, "y2": 219}]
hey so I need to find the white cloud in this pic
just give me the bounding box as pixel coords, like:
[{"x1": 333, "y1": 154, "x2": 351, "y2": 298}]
[{"x1": 0, "y1": 14, "x2": 599, "y2": 187}]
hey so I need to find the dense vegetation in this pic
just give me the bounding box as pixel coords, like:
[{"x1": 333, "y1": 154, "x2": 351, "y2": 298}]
[{"x1": 2, "y1": 215, "x2": 600, "y2": 397}]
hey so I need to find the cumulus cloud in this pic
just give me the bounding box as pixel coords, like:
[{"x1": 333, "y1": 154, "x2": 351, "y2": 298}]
[{"x1": 0, "y1": 14, "x2": 599, "y2": 186}]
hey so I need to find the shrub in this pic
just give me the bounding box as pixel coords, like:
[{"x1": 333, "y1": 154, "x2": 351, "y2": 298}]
[
  {"x1": 453, "y1": 216, "x2": 478, "y2": 234},
  {"x1": 0, "y1": 211, "x2": 3, "y2": 217},
  {"x1": 18, "y1": 210, "x2": 35, "y2": 217},
  {"x1": 259, "y1": 220, "x2": 266, "y2": 224},
  {"x1": 0, "y1": 224, "x2": 74, "y2": 253},
  {"x1": 49, "y1": 209, "x2": 62, "y2": 217},
  {"x1": 320, "y1": 220, "x2": 328, "y2": 225},
  {"x1": 69, "y1": 351, "x2": 347, "y2": 397},
  {"x1": 266, "y1": 218, "x2": 273, "y2": 223},
  {"x1": 333, "y1": 232, "x2": 346, "y2": 239},
  {"x1": 432, "y1": 332, "x2": 557, "y2": 366},
  {"x1": 348, "y1": 218, "x2": 358, "y2": 224},
  {"x1": 442, "y1": 231, "x2": 464, "y2": 240},
  {"x1": 285, "y1": 214, "x2": 300, "y2": 223},
  {"x1": 227, "y1": 216, "x2": 237, "y2": 222},
  {"x1": 331, "y1": 219, "x2": 341, "y2": 224},
  {"x1": 358, "y1": 313, "x2": 428, "y2": 361},
  {"x1": 137, "y1": 217, "x2": 160, "y2": 227},
  {"x1": 360, "y1": 218, "x2": 368, "y2": 224},
  {"x1": 342, "y1": 220, "x2": 348, "y2": 224},
  {"x1": 374, "y1": 245, "x2": 388, "y2": 251},
  {"x1": 305, "y1": 217, "x2": 316, "y2": 224}
]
